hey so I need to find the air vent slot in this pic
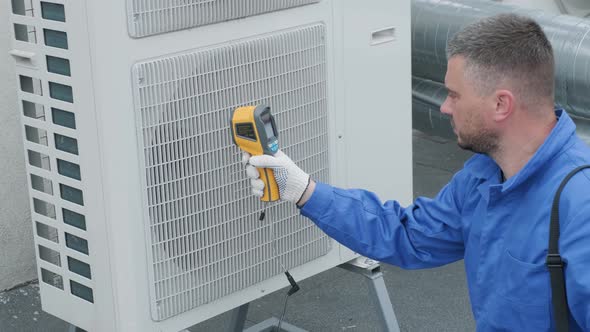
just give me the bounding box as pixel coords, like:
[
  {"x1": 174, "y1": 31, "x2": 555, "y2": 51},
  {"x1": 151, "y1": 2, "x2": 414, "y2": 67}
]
[
  {"x1": 43, "y1": 29, "x2": 68, "y2": 49},
  {"x1": 28, "y1": 150, "x2": 51, "y2": 170},
  {"x1": 33, "y1": 198, "x2": 56, "y2": 219},
  {"x1": 36, "y1": 222, "x2": 59, "y2": 243},
  {"x1": 14, "y1": 24, "x2": 36, "y2": 43},
  {"x1": 12, "y1": 0, "x2": 34, "y2": 16},
  {"x1": 70, "y1": 281, "x2": 93, "y2": 303},
  {"x1": 41, "y1": 268, "x2": 64, "y2": 289},
  {"x1": 39, "y1": 245, "x2": 61, "y2": 266},
  {"x1": 51, "y1": 108, "x2": 76, "y2": 129},
  {"x1": 62, "y1": 208, "x2": 86, "y2": 230},
  {"x1": 22, "y1": 100, "x2": 45, "y2": 120},
  {"x1": 31, "y1": 174, "x2": 53, "y2": 195},
  {"x1": 41, "y1": 2, "x2": 65, "y2": 22}
]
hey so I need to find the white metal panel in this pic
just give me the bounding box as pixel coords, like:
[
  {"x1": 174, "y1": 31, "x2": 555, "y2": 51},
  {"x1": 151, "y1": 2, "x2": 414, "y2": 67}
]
[
  {"x1": 8, "y1": 0, "x2": 117, "y2": 331},
  {"x1": 336, "y1": 0, "x2": 413, "y2": 205}
]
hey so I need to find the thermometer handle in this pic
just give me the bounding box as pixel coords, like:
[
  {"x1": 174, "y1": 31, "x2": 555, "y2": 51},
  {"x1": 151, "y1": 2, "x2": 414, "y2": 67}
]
[{"x1": 259, "y1": 168, "x2": 280, "y2": 202}]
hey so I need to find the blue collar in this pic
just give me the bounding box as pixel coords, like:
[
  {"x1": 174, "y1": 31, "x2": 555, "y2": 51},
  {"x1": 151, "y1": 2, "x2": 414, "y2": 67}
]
[{"x1": 463, "y1": 109, "x2": 577, "y2": 190}]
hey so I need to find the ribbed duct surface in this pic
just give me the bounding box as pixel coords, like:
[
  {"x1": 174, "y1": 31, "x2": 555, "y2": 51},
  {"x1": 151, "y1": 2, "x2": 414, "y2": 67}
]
[
  {"x1": 127, "y1": 0, "x2": 320, "y2": 38},
  {"x1": 412, "y1": 0, "x2": 590, "y2": 120},
  {"x1": 132, "y1": 24, "x2": 331, "y2": 320},
  {"x1": 412, "y1": 77, "x2": 453, "y2": 139}
]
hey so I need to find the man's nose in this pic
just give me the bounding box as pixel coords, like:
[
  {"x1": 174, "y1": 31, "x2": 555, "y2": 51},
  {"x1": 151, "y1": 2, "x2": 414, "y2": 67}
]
[{"x1": 440, "y1": 97, "x2": 452, "y2": 115}]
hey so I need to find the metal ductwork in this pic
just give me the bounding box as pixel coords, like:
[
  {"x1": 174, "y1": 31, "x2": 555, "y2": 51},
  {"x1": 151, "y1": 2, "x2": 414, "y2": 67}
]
[{"x1": 412, "y1": 0, "x2": 590, "y2": 143}]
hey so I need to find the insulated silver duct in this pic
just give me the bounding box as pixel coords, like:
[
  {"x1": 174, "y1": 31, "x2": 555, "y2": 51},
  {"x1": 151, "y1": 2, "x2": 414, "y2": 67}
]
[
  {"x1": 412, "y1": 0, "x2": 590, "y2": 134},
  {"x1": 413, "y1": 77, "x2": 590, "y2": 144},
  {"x1": 412, "y1": 77, "x2": 454, "y2": 138}
]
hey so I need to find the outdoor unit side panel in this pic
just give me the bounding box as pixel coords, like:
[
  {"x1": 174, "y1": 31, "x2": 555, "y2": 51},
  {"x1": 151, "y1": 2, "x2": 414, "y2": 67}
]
[
  {"x1": 127, "y1": 0, "x2": 321, "y2": 38},
  {"x1": 7, "y1": 0, "x2": 117, "y2": 331},
  {"x1": 339, "y1": 0, "x2": 413, "y2": 205},
  {"x1": 132, "y1": 24, "x2": 331, "y2": 321}
]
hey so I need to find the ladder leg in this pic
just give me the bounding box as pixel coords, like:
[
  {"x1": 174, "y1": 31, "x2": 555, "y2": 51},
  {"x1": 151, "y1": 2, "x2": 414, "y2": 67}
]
[
  {"x1": 365, "y1": 269, "x2": 400, "y2": 332},
  {"x1": 339, "y1": 257, "x2": 400, "y2": 332}
]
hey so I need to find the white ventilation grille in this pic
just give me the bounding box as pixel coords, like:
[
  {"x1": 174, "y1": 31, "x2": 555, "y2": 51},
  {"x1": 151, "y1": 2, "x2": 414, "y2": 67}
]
[
  {"x1": 132, "y1": 23, "x2": 331, "y2": 320},
  {"x1": 127, "y1": 0, "x2": 320, "y2": 38}
]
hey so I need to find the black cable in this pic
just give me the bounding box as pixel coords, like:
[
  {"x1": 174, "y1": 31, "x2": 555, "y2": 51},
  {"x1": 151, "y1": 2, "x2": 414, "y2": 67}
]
[
  {"x1": 258, "y1": 180, "x2": 299, "y2": 332},
  {"x1": 276, "y1": 292, "x2": 290, "y2": 332}
]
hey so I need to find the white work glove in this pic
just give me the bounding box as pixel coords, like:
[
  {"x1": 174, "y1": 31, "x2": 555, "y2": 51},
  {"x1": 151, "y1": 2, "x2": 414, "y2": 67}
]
[{"x1": 242, "y1": 150, "x2": 310, "y2": 204}]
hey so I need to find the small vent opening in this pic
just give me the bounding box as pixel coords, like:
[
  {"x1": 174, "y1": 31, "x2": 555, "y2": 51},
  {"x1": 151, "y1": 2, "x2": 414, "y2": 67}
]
[
  {"x1": 41, "y1": 268, "x2": 63, "y2": 289},
  {"x1": 28, "y1": 150, "x2": 51, "y2": 170},
  {"x1": 52, "y1": 108, "x2": 76, "y2": 129},
  {"x1": 14, "y1": 23, "x2": 36, "y2": 43},
  {"x1": 62, "y1": 208, "x2": 86, "y2": 230},
  {"x1": 65, "y1": 233, "x2": 89, "y2": 255},
  {"x1": 31, "y1": 174, "x2": 53, "y2": 195},
  {"x1": 54, "y1": 134, "x2": 78, "y2": 155},
  {"x1": 49, "y1": 82, "x2": 73, "y2": 103},
  {"x1": 23, "y1": 100, "x2": 45, "y2": 120},
  {"x1": 19, "y1": 75, "x2": 42, "y2": 95},
  {"x1": 33, "y1": 198, "x2": 56, "y2": 219},
  {"x1": 57, "y1": 159, "x2": 81, "y2": 180},
  {"x1": 36, "y1": 221, "x2": 59, "y2": 243},
  {"x1": 70, "y1": 281, "x2": 93, "y2": 303},
  {"x1": 39, "y1": 245, "x2": 61, "y2": 266},
  {"x1": 25, "y1": 126, "x2": 48, "y2": 146},
  {"x1": 68, "y1": 257, "x2": 92, "y2": 279},
  {"x1": 43, "y1": 29, "x2": 68, "y2": 49},
  {"x1": 60, "y1": 184, "x2": 84, "y2": 205},
  {"x1": 47, "y1": 56, "x2": 71, "y2": 76},
  {"x1": 11, "y1": 0, "x2": 34, "y2": 16},
  {"x1": 41, "y1": 2, "x2": 65, "y2": 22}
]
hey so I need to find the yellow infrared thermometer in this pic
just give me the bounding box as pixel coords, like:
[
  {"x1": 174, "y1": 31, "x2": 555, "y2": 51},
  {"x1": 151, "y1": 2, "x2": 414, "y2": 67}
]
[{"x1": 231, "y1": 105, "x2": 280, "y2": 202}]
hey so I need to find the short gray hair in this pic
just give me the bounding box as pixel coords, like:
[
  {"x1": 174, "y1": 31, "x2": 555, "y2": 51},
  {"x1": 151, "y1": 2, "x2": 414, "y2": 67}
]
[{"x1": 447, "y1": 14, "x2": 554, "y2": 108}]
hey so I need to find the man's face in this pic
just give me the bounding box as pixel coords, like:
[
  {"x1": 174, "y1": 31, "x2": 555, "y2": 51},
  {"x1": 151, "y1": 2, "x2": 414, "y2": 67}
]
[{"x1": 440, "y1": 56, "x2": 499, "y2": 154}]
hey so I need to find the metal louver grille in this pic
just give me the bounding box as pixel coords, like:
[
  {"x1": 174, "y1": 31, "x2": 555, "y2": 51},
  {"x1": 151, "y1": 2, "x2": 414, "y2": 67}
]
[
  {"x1": 127, "y1": 0, "x2": 320, "y2": 38},
  {"x1": 132, "y1": 24, "x2": 331, "y2": 320}
]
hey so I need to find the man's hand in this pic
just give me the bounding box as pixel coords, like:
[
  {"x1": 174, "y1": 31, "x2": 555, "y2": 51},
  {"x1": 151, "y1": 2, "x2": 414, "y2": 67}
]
[{"x1": 242, "y1": 150, "x2": 311, "y2": 205}]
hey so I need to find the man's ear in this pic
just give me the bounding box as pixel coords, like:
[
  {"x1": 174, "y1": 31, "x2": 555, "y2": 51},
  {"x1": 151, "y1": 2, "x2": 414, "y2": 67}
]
[{"x1": 494, "y1": 89, "x2": 514, "y2": 122}]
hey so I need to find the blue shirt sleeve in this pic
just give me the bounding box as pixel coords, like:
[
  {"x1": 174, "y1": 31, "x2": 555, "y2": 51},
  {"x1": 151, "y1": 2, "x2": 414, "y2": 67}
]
[{"x1": 300, "y1": 172, "x2": 469, "y2": 269}]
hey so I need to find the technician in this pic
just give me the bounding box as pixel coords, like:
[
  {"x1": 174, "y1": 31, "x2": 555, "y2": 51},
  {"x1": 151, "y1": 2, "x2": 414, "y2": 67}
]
[{"x1": 243, "y1": 14, "x2": 590, "y2": 331}]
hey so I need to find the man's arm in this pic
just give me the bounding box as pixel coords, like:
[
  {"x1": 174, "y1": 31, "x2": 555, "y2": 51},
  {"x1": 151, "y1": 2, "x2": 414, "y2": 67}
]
[
  {"x1": 246, "y1": 149, "x2": 469, "y2": 269},
  {"x1": 299, "y1": 176, "x2": 468, "y2": 269}
]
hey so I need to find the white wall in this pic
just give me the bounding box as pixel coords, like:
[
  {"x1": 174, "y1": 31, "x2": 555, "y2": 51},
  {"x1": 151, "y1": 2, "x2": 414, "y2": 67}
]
[{"x1": 0, "y1": 0, "x2": 37, "y2": 291}]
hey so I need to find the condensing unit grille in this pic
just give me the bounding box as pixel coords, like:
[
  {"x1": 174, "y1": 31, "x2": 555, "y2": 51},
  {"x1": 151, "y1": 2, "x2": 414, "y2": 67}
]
[
  {"x1": 127, "y1": 0, "x2": 321, "y2": 38},
  {"x1": 132, "y1": 24, "x2": 331, "y2": 320}
]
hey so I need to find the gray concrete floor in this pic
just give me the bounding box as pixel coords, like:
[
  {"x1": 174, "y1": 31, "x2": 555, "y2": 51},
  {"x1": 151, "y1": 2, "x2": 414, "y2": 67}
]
[{"x1": 0, "y1": 130, "x2": 475, "y2": 332}]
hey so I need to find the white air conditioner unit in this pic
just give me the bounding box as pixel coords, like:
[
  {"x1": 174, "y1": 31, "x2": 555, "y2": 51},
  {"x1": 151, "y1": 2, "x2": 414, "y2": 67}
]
[{"x1": 7, "y1": 0, "x2": 412, "y2": 331}]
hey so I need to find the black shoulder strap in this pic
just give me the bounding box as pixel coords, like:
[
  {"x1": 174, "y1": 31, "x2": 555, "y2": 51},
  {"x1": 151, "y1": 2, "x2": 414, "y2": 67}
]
[{"x1": 547, "y1": 165, "x2": 590, "y2": 332}]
